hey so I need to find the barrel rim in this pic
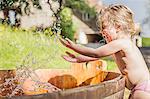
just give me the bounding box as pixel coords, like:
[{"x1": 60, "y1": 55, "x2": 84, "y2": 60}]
[{"x1": 4, "y1": 72, "x2": 125, "y2": 99}]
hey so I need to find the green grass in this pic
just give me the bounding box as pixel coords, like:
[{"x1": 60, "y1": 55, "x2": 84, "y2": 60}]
[
  {"x1": 142, "y1": 37, "x2": 150, "y2": 47},
  {"x1": 106, "y1": 59, "x2": 117, "y2": 70},
  {"x1": 102, "y1": 57, "x2": 117, "y2": 71},
  {"x1": 0, "y1": 25, "x2": 72, "y2": 70},
  {"x1": 0, "y1": 24, "x2": 117, "y2": 70}
]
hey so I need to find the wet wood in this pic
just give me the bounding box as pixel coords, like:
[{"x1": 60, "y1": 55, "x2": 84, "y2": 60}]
[
  {"x1": 0, "y1": 70, "x2": 16, "y2": 96},
  {"x1": 48, "y1": 74, "x2": 77, "y2": 89},
  {"x1": 23, "y1": 60, "x2": 108, "y2": 94},
  {"x1": 0, "y1": 70, "x2": 23, "y2": 96},
  {"x1": 4, "y1": 72, "x2": 125, "y2": 99}
]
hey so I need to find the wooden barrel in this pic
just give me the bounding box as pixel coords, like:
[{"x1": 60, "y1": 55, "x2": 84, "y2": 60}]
[
  {"x1": 0, "y1": 70, "x2": 23, "y2": 97},
  {"x1": 0, "y1": 70, "x2": 16, "y2": 96},
  {"x1": 4, "y1": 72, "x2": 125, "y2": 99}
]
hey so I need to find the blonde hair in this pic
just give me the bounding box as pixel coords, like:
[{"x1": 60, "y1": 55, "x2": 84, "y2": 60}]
[{"x1": 97, "y1": 4, "x2": 140, "y2": 36}]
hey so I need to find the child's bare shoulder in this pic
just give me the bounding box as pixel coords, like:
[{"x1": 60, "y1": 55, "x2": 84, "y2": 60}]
[{"x1": 111, "y1": 39, "x2": 133, "y2": 49}]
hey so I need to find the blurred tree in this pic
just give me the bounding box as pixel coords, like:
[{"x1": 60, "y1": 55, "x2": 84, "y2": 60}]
[
  {"x1": 60, "y1": 7, "x2": 75, "y2": 40},
  {"x1": 0, "y1": 0, "x2": 94, "y2": 39},
  {"x1": 0, "y1": 0, "x2": 41, "y2": 25},
  {"x1": 64, "y1": 0, "x2": 96, "y2": 18},
  {"x1": 0, "y1": 0, "x2": 40, "y2": 15},
  {"x1": 58, "y1": 0, "x2": 97, "y2": 40},
  {"x1": 46, "y1": 0, "x2": 64, "y2": 35},
  {"x1": 0, "y1": 0, "x2": 63, "y2": 35}
]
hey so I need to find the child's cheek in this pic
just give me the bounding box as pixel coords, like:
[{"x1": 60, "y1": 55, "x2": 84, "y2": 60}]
[{"x1": 108, "y1": 28, "x2": 117, "y2": 40}]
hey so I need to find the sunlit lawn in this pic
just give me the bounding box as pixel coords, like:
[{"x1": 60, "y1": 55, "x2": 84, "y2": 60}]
[
  {"x1": 142, "y1": 37, "x2": 150, "y2": 47},
  {"x1": 0, "y1": 24, "x2": 117, "y2": 71},
  {"x1": 0, "y1": 25, "x2": 72, "y2": 70}
]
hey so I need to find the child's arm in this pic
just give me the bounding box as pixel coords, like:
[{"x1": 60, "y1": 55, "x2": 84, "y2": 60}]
[
  {"x1": 62, "y1": 51, "x2": 99, "y2": 63},
  {"x1": 60, "y1": 38, "x2": 123, "y2": 58}
]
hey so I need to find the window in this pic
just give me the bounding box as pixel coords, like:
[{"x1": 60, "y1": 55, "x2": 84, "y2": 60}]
[{"x1": 82, "y1": 12, "x2": 90, "y2": 21}]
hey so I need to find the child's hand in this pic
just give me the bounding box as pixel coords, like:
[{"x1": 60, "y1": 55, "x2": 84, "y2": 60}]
[
  {"x1": 62, "y1": 51, "x2": 99, "y2": 63},
  {"x1": 62, "y1": 51, "x2": 78, "y2": 63},
  {"x1": 59, "y1": 38, "x2": 75, "y2": 49}
]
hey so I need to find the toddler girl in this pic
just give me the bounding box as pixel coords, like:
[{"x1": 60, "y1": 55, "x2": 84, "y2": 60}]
[{"x1": 60, "y1": 4, "x2": 150, "y2": 99}]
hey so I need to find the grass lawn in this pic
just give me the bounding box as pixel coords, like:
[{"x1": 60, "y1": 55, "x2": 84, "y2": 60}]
[
  {"x1": 105, "y1": 58, "x2": 117, "y2": 71},
  {"x1": 0, "y1": 25, "x2": 72, "y2": 70},
  {"x1": 142, "y1": 37, "x2": 150, "y2": 47},
  {"x1": 0, "y1": 24, "x2": 117, "y2": 70}
]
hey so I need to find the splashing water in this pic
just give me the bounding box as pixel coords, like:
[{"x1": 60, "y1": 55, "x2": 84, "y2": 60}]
[
  {"x1": 0, "y1": 0, "x2": 66, "y2": 97},
  {"x1": 0, "y1": 20, "x2": 64, "y2": 98},
  {"x1": 0, "y1": 30, "x2": 63, "y2": 97},
  {"x1": 0, "y1": 52, "x2": 61, "y2": 97}
]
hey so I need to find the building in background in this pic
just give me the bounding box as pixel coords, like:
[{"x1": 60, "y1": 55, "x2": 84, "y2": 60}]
[{"x1": 73, "y1": 0, "x2": 103, "y2": 45}]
